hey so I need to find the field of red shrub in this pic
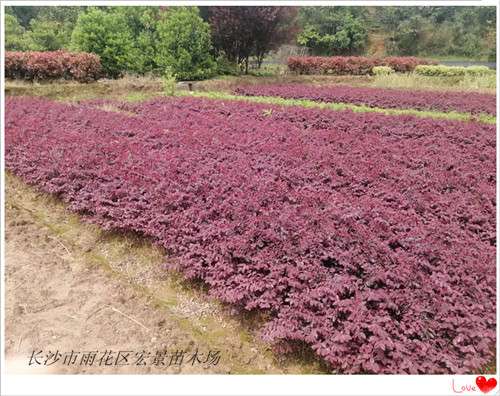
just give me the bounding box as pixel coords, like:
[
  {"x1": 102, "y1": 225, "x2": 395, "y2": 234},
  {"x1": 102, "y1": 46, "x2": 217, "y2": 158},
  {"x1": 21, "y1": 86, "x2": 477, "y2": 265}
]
[
  {"x1": 234, "y1": 84, "x2": 496, "y2": 116},
  {"x1": 287, "y1": 56, "x2": 435, "y2": 75},
  {"x1": 5, "y1": 51, "x2": 102, "y2": 82},
  {"x1": 6, "y1": 96, "x2": 496, "y2": 374}
]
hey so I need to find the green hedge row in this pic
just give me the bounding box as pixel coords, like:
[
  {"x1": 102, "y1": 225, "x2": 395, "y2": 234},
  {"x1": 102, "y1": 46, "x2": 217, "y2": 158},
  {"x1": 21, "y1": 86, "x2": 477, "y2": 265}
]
[{"x1": 414, "y1": 65, "x2": 492, "y2": 77}]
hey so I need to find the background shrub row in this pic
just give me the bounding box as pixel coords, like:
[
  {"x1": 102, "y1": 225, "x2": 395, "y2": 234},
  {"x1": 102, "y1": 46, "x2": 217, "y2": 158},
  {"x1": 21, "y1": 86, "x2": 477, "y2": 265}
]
[
  {"x1": 414, "y1": 64, "x2": 493, "y2": 77},
  {"x1": 6, "y1": 96, "x2": 496, "y2": 374},
  {"x1": 5, "y1": 50, "x2": 102, "y2": 82},
  {"x1": 287, "y1": 56, "x2": 435, "y2": 75},
  {"x1": 371, "y1": 66, "x2": 395, "y2": 75},
  {"x1": 234, "y1": 84, "x2": 496, "y2": 115}
]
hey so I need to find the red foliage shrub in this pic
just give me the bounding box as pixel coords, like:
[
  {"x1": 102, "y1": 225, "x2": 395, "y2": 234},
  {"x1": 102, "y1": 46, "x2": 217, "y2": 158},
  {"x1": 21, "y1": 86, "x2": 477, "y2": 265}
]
[
  {"x1": 234, "y1": 84, "x2": 496, "y2": 116},
  {"x1": 382, "y1": 56, "x2": 436, "y2": 73},
  {"x1": 6, "y1": 96, "x2": 496, "y2": 374},
  {"x1": 4, "y1": 52, "x2": 29, "y2": 79},
  {"x1": 287, "y1": 56, "x2": 435, "y2": 75},
  {"x1": 5, "y1": 51, "x2": 101, "y2": 82}
]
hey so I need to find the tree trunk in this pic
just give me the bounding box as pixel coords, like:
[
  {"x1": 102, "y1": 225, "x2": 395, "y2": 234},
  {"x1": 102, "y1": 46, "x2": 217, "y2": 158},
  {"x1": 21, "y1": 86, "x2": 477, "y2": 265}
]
[{"x1": 257, "y1": 53, "x2": 263, "y2": 69}]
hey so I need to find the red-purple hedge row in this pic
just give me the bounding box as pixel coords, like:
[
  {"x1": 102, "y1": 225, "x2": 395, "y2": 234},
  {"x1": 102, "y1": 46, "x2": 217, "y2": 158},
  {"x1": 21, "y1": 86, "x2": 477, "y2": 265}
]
[
  {"x1": 6, "y1": 96, "x2": 496, "y2": 374},
  {"x1": 234, "y1": 84, "x2": 496, "y2": 116},
  {"x1": 381, "y1": 56, "x2": 437, "y2": 73},
  {"x1": 5, "y1": 51, "x2": 102, "y2": 82},
  {"x1": 287, "y1": 56, "x2": 435, "y2": 75}
]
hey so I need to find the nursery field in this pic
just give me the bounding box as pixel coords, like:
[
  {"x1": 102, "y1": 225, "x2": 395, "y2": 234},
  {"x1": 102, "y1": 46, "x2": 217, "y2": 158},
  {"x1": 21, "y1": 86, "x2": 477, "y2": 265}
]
[
  {"x1": 234, "y1": 84, "x2": 496, "y2": 116},
  {"x1": 5, "y1": 91, "x2": 496, "y2": 374}
]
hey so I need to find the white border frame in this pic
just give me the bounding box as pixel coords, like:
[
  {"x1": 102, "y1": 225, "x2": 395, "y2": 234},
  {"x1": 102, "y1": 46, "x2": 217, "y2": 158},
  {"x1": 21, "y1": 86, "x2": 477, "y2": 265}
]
[{"x1": 1, "y1": 1, "x2": 499, "y2": 395}]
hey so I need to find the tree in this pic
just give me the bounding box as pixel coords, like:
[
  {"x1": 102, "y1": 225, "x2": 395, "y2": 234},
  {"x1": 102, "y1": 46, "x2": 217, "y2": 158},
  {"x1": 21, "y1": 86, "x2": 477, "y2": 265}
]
[
  {"x1": 297, "y1": 7, "x2": 368, "y2": 55},
  {"x1": 70, "y1": 7, "x2": 138, "y2": 77},
  {"x1": 24, "y1": 18, "x2": 71, "y2": 50},
  {"x1": 110, "y1": 6, "x2": 162, "y2": 74},
  {"x1": 5, "y1": 6, "x2": 42, "y2": 28},
  {"x1": 7, "y1": 7, "x2": 83, "y2": 51},
  {"x1": 391, "y1": 15, "x2": 427, "y2": 55},
  {"x1": 374, "y1": 6, "x2": 496, "y2": 59},
  {"x1": 252, "y1": 7, "x2": 298, "y2": 68},
  {"x1": 374, "y1": 7, "x2": 412, "y2": 36},
  {"x1": 450, "y1": 7, "x2": 496, "y2": 58},
  {"x1": 209, "y1": 7, "x2": 254, "y2": 73},
  {"x1": 155, "y1": 7, "x2": 216, "y2": 80},
  {"x1": 5, "y1": 14, "x2": 27, "y2": 51},
  {"x1": 209, "y1": 7, "x2": 298, "y2": 73}
]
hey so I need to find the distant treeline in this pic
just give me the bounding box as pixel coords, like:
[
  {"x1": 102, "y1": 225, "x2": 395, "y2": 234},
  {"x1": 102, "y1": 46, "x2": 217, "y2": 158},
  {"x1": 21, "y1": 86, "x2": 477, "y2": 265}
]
[
  {"x1": 5, "y1": 6, "x2": 496, "y2": 79},
  {"x1": 295, "y1": 7, "x2": 495, "y2": 60}
]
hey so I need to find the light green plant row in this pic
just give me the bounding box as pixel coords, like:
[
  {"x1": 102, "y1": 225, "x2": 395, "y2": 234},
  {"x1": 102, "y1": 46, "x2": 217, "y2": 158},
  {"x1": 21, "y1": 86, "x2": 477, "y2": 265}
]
[
  {"x1": 372, "y1": 66, "x2": 395, "y2": 76},
  {"x1": 176, "y1": 91, "x2": 496, "y2": 124},
  {"x1": 415, "y1": 64, "x2": 493, "y2": 77}
]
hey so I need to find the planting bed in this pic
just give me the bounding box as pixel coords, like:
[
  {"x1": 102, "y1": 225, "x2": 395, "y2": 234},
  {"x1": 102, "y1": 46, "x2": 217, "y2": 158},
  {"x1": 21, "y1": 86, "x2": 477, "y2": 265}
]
[
  {"x1": 6, "y1": 96, "x2": 496, "y2": 374},
  {"x1": 287, "y1": 56, "x2": 434, "y2": 74},
  {"x1": 234, "y1": 84, "x2": 496, "y2": 116}
]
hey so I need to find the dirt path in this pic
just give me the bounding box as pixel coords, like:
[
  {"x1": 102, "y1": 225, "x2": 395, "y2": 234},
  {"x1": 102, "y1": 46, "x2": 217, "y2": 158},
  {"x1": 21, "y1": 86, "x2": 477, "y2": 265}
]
[{"x1": 4, "y1": 174, "x2": 326, "y2": 374}]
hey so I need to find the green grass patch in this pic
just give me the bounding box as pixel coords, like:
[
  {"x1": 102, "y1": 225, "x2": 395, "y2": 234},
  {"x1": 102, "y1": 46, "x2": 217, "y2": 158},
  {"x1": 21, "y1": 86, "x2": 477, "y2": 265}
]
[
  {"x1": 124, "y1": 91, "x2": 151, "y2": 102},
  {"x1": 177, "y1": 90, "x2": 496, "y2": 124}
]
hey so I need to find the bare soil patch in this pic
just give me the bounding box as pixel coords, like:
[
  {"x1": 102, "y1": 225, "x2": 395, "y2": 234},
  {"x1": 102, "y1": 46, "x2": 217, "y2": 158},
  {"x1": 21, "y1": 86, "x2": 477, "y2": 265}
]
[{"x1": 5, "y1": 174, "x2": 326, "y2": 374}]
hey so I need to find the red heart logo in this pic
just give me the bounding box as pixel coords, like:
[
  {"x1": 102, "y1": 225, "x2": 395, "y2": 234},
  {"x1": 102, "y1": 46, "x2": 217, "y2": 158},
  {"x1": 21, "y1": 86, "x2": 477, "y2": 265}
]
[{"x1": 476, "y1": 376, "x2": 497, "y2": 394}]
